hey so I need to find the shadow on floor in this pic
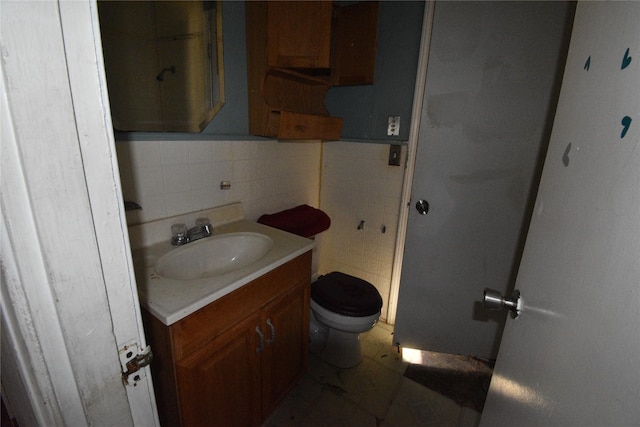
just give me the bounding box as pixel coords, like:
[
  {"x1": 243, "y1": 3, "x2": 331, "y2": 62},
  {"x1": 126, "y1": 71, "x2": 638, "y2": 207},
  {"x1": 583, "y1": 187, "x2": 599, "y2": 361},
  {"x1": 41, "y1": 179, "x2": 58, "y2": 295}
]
[{"x1": 404, "y1": 356, "x2": 493, "y2": 412}]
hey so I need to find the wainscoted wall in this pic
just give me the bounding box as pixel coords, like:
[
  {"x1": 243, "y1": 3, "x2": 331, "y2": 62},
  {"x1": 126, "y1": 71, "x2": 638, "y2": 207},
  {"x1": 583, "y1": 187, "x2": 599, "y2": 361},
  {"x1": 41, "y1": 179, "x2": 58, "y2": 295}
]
[
  {"x1": 116, "y1": 139, "x2": 404, "y2": 322},
  {"x1": 317, "y1": 141, "x2": 407, "y2": 322},
  {"x1": 116, "y1": 139, "x2": 322, "y2": 224}
]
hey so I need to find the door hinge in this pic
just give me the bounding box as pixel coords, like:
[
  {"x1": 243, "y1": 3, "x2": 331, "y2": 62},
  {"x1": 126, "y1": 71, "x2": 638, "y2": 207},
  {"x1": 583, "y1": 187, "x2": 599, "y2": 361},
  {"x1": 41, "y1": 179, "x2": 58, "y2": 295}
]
[{"x1": 119, "y1": 341, "x2": 153, "y2": 386}]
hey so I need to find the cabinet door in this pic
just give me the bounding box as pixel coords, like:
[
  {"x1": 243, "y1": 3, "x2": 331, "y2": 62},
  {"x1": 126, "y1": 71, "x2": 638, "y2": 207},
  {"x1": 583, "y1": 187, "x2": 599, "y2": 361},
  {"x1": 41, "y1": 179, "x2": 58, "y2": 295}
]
[
  {"x1": 176, "y1": 313, "x2": 262, "y2": 427},
  {"x1": 261, "y1": 282, "x2": 310, "y2": 416},
  {"x1": 267, "y1": 1, "x2": 333, "y2": 69},
  {"x1": 331, "y1": 1, "x2": 379, "y2": 86}
]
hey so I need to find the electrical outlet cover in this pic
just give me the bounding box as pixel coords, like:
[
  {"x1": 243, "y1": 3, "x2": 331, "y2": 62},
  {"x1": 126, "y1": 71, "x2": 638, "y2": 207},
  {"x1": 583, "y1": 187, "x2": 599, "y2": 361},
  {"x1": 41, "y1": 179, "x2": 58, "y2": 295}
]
[{"x1": 387, "y1": 116, "x2": 400, "y2": 136}]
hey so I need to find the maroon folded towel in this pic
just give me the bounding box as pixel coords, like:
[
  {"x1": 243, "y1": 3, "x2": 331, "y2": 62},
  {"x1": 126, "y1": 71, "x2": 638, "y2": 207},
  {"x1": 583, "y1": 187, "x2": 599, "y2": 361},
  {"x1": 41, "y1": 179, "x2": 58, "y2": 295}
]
[{"x1": 257, "y1": 204, "x2": 330, "y2": 238}]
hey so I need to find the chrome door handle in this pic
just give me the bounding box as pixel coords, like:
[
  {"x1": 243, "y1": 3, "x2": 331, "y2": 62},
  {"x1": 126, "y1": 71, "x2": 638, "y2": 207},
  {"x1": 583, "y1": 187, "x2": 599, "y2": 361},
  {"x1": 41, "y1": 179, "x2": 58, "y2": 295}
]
[
  {"x1": 483, "y1": 289, "x2": 522, "y2": 318},
  {"x1": 266, "y1": 319, "x2": 276, "y2": 345},
  {"x1": 255, "y1": 326, "x2": 265, "y2": 353}
]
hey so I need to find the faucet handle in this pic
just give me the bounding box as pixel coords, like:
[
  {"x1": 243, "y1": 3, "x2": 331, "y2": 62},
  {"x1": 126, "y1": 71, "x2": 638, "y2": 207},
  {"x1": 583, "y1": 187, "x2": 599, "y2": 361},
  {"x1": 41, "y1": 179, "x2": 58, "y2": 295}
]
[
  {"x1": 196, "y1": 217, "x2": 213, "y2": 236},
  {"x1": 171, "y1": 223, "x2": 188, "y2": 245},
  {"x1": 196, "y1": 217, "x2": 211, "y2": 227}
]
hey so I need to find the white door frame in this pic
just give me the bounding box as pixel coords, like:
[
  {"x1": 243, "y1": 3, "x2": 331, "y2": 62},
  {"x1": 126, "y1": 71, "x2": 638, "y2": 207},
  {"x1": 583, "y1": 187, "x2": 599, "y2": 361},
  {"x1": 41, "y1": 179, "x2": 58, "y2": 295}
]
[
  {"x1": 387, "y1": 1, "x2": 435, "y2": 325},
  {"x1": 1, "y1": 1, "x2": 158, "y2": 425}
]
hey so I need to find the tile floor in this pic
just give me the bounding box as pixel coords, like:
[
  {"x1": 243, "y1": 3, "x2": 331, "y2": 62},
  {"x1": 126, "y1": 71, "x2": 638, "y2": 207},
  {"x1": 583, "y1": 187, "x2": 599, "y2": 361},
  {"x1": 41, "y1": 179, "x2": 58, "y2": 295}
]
[{"x1": 264, "y1": 322, "x2": 484, "y2": 427}]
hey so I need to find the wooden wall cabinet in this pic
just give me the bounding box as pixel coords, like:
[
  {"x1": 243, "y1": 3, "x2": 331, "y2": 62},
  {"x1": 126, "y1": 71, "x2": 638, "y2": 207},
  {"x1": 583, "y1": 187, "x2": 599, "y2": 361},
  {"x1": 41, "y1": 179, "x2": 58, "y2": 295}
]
[
  {"x1": 266, "y1": 1, "x2": 333, "y2": 69},
  {"x1": 246, "y1": 1, "x2": 379, "y2": 141},
  {"x1": 144, "y1": 252, "x2": 311, "y2": 427}
]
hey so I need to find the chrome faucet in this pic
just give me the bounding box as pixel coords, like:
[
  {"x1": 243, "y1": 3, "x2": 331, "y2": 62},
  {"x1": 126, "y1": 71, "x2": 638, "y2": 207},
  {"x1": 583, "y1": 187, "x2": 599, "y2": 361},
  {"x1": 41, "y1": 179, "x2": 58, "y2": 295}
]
[
  {"x1": 171, "y1": 218, "x2": 213, "y2": 245},
  {"x1": 187, "y1": 221, "x2": 213, "y2": 242}
]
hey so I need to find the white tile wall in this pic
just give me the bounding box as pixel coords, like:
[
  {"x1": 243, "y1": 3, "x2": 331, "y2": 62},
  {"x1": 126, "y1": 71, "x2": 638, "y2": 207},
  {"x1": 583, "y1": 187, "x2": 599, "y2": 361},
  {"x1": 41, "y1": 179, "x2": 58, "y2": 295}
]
[
  {"x1": 116, "y1": 138, "x2": 404, "y2": 322},
  {"x1": 116, "y1": 139, "x2": 322, "y2": 224},
  {"x1": 318, "y1": 141, "x2": 406, "y2": 322}
]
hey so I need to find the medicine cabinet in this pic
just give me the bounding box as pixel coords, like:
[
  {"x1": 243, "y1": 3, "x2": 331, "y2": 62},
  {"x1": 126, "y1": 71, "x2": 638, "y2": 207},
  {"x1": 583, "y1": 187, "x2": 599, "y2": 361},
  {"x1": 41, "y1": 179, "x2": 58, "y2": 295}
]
[{"x1": 98, "y1": 1, "x2": 225, "y2": 132}]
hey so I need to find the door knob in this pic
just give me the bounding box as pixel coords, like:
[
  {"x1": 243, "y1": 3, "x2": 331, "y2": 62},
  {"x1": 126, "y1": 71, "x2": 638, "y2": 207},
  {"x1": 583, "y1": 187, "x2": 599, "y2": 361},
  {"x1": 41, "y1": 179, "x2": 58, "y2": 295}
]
[
  {"x1": 415, "y1": 199, "x2": 429, "y2": 215},
  {"x1": 483, "y1": 289, "x2": 522, "y2": 318}
]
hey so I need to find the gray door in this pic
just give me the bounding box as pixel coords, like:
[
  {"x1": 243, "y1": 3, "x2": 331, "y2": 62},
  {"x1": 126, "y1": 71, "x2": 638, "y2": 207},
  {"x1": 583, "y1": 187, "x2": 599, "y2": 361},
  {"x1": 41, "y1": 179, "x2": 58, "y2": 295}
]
[
  {"x1": 394, "y1": 1, "x2": 574, "y2": 359},
  {"x1": 481, "y1": 2, "x2": 640, "y2": 424}
]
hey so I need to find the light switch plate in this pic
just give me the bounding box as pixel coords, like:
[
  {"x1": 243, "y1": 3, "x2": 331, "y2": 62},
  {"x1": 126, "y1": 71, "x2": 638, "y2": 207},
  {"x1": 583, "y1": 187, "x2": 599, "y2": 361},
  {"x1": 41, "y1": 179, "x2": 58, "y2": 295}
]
[{"x1": 388, "y1": 144, "x2": 402, "y2": 166}]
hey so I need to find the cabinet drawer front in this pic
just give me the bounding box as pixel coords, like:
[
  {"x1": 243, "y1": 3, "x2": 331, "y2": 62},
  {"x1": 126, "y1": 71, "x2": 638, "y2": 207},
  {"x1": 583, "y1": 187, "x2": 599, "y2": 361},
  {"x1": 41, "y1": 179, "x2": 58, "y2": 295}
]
[
  {"x1": 171, "y1": 251, "x2": 312, "y2": 360},
  {"x1": 276, "y1": 111, "x2": 343, "y2": 141}
]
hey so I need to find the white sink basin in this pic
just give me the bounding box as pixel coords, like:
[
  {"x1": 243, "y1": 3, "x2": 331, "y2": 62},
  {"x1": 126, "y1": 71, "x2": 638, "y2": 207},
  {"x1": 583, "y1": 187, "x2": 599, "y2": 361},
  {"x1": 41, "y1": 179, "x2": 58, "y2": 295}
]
[{"x1": 155, "y1": 232, "x2": 274, "y2": 280}]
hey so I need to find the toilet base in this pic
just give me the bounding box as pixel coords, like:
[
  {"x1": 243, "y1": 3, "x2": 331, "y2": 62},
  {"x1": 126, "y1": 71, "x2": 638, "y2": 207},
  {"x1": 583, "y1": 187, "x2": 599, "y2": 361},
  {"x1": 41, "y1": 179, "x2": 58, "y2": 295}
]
[{"x1": 317, "y1": 328, "x2": 363, "y2": 369}]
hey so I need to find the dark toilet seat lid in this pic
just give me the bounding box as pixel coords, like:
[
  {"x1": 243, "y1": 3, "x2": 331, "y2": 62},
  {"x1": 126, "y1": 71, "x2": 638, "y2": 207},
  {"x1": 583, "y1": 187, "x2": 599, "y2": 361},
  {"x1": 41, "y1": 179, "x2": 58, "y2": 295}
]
[{"x1": 311, "y1": 272, "x2": 383, "y2": 317}]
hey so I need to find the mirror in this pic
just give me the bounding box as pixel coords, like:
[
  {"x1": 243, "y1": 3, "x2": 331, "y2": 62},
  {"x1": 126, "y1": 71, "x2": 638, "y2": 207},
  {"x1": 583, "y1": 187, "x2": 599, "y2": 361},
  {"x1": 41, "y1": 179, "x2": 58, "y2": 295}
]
[{"x1": 98, "y1": 1, "x2": 225, "y2": 132}]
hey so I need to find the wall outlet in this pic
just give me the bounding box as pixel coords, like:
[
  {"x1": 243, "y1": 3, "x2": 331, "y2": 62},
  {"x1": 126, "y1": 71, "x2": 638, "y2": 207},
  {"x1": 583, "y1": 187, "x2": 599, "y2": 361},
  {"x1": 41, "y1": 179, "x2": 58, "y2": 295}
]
[{"x1": 387, "y1": 115, "x2": 400, "y2": 136}]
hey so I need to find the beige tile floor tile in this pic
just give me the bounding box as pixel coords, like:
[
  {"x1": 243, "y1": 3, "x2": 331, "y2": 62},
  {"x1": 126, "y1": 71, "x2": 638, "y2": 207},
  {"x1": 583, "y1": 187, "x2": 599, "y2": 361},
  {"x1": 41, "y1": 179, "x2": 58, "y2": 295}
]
[
  {"x1": 361, "y1": 322, "x2": 408, "y2": 375},
  {"x1": 303, "y1": 389, "x2": 378, "y2": 427},
  {"x1": 337, "y1": 357, "x2": 403, "y2": 419},
  {"x1": 383, "y1": 377, "x2": 442, "y2": 426},
  {"x1": 264, "y1": 322, "x2": 484, "y2": 427}
]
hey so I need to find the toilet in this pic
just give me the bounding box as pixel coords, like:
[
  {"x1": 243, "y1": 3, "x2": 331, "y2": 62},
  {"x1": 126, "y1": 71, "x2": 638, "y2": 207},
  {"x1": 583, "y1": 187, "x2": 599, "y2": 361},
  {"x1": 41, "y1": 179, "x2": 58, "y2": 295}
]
[
  {"x1": 309, "y1": 272, "x2": 383, "y2": 368},
  {"x1": 257, "y1": 205, "x2": 383, "y2": 368}
]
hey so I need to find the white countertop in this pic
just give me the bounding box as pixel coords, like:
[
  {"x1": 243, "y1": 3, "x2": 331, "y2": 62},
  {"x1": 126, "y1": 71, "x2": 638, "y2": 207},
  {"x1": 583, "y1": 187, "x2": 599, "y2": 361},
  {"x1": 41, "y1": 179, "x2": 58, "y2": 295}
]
[{"x1": 133, "y1": 219, "x2": 315, "y2": 325}]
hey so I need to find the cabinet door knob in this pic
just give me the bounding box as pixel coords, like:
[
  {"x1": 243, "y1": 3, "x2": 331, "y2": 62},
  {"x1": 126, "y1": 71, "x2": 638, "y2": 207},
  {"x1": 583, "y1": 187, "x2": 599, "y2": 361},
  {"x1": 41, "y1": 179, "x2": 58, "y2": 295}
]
[
  {"x1": 255, "y1": 326, "x2": 265, "y2": 353},
  {"x1": 266, "y1": 319, "x2": 276, "y2": 344}
]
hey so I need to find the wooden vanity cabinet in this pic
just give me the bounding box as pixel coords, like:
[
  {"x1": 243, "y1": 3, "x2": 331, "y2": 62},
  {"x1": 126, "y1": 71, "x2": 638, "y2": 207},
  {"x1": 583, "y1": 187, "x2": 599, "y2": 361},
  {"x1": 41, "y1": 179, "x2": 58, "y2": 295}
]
[{"x1": 143, "y1": 251, "x2": 312, "y2": 427}]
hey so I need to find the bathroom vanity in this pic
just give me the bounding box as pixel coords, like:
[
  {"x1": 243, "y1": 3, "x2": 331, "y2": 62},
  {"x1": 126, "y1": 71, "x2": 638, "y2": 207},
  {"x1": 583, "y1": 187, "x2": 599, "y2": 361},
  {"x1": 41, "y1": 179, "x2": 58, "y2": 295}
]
[{"x1": 129, "y1": 204, "x2": 314, "y2": 426}]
